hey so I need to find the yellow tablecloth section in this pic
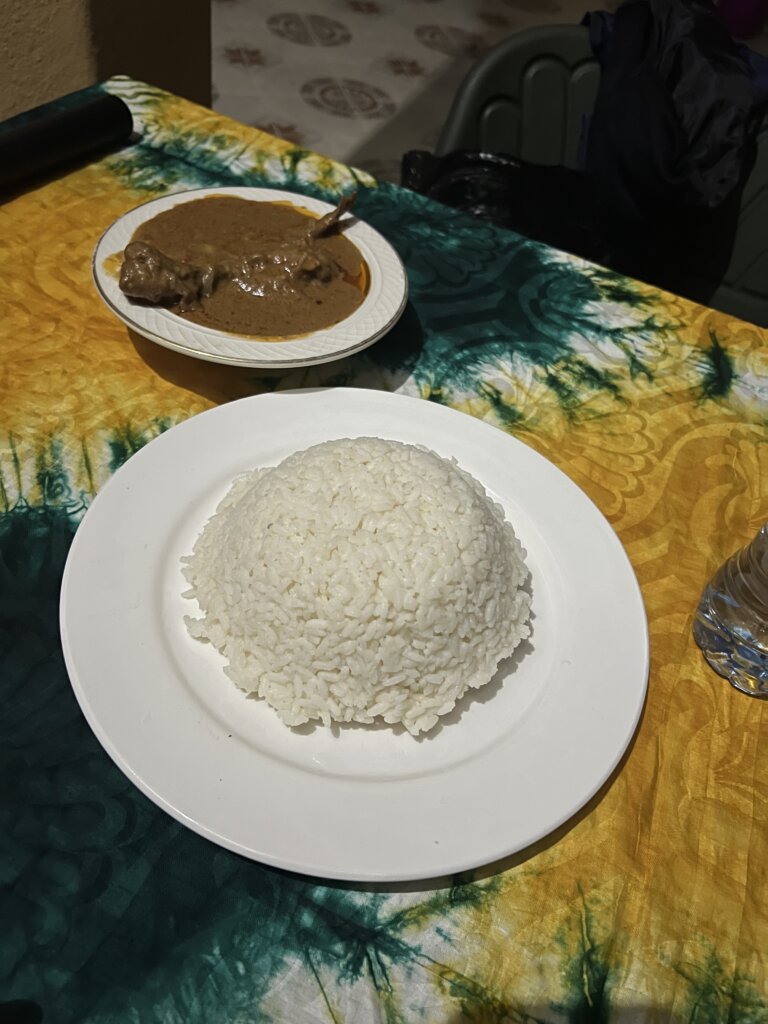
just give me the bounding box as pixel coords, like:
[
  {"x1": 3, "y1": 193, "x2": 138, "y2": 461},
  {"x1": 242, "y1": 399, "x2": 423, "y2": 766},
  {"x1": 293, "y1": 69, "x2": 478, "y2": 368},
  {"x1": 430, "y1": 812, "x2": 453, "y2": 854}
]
[{"x1": 1, "y1": 78, "x2": 766, "y2": 1022}]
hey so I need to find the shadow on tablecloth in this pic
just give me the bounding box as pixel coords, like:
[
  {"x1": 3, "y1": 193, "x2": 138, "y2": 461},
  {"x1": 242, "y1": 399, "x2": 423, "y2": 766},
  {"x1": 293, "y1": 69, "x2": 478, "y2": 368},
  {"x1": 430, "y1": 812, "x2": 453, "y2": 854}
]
[{"x1": 128, "y1": 300, "x2": 426, "y2": 404}]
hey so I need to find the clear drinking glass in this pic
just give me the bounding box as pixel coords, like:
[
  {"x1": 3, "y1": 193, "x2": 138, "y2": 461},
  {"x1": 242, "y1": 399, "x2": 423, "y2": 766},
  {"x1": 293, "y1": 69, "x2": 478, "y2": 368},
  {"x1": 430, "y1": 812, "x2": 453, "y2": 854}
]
[{"x1": 693, "y1": 523, "x2": 768, "y2": 697}]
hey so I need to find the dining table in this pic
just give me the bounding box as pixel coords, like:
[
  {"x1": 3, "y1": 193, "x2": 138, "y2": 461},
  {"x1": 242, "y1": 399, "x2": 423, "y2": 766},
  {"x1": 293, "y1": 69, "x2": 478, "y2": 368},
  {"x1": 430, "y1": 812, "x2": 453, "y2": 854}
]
[{"x1": 1, "y1": 76, "x2": 767, "y2": 1024}]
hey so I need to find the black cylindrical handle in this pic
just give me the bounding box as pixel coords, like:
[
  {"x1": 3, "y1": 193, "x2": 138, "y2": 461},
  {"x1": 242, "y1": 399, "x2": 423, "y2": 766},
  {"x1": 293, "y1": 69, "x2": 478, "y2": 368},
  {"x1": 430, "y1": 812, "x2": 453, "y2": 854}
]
[{"x1": 0, "y1": 89, "x2": 134, "y2": 192}]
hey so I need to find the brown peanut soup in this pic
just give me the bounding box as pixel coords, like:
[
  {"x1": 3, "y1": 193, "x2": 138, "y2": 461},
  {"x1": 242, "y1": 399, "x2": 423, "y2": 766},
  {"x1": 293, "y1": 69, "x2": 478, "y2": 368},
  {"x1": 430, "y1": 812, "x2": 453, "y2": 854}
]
[{"x1": 118, "y1": 194, "x2": 368, "y2": 338}]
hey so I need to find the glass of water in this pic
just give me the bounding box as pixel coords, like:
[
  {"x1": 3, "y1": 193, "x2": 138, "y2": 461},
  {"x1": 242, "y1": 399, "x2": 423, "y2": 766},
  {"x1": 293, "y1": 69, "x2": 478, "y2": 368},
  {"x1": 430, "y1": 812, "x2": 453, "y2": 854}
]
[{"x1": 693, "y1": 524, "x2": 768, "y2": 697}]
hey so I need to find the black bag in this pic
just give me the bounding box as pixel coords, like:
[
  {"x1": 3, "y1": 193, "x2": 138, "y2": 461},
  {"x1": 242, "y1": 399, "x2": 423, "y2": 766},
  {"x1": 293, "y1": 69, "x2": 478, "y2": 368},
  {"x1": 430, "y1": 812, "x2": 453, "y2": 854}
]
[{"x1": 401, "y1": 149, "x2": 610, "y2": 264}]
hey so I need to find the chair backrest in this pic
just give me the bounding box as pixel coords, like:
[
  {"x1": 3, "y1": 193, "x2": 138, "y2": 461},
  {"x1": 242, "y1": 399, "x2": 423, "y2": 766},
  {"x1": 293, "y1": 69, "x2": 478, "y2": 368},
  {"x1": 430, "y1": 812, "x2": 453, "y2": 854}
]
[{"x1": 435, "y1": 25, "x2": 600, "y2": 168}]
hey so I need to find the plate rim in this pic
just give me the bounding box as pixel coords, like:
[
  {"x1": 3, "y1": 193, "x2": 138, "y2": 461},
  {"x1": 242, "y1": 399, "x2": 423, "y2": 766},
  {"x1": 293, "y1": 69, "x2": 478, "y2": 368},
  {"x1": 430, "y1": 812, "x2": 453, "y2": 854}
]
[
  {"x1": 92, "y1": 186, "x2": 409, "y2": 368},
  {"x1": 60, "y1": 388, "x2": 649, "y2": 882}
]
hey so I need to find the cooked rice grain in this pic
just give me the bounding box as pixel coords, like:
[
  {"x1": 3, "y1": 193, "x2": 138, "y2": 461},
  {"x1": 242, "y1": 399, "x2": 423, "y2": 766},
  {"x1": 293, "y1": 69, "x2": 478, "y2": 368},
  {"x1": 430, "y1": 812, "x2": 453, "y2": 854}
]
[{"x1": 182, "y1": 437, "x2": 530, "y2": 735}]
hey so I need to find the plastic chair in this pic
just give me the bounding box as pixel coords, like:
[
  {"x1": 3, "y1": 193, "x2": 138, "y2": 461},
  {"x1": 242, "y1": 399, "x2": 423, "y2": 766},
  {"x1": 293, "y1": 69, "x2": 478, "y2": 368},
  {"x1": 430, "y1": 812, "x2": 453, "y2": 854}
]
[
  {"x1": 434, "y1": 25, "x2": 768, "y2": 326},
  {"x1": 435, "y1": 26, "x2": 600, "y2": 168}
]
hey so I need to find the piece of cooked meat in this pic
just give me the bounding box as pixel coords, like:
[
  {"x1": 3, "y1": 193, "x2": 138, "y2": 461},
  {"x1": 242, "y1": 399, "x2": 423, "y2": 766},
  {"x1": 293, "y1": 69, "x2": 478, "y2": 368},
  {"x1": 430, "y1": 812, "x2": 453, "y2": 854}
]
[{"x1": 119, "y1": 240, "x2": 217, "y2": 310}]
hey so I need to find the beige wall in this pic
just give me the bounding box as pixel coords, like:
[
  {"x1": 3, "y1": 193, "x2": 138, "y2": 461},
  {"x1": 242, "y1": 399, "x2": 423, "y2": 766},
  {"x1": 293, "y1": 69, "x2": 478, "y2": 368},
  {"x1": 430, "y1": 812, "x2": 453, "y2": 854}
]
[
  {"x1": 0, "y1": 0, "x2": 211, "y2": 122},
  {"x1": 0, "y1": 0, "x2": 96, "y2": 120}
]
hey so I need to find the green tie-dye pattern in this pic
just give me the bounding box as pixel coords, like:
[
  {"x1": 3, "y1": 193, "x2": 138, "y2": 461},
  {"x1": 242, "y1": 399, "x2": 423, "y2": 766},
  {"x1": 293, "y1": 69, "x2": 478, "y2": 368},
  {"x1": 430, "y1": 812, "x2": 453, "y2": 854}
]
[
  {"x1": 106, "y1": 145, "x2": 229, "y2": 195},
  {"x1": 554, "y1": 894, "x2": 613, "y2": 1024},
  {"x1": 106, "y1": 419, "x2": 173, "y2": 475},
  {"x1": 700, "y1": 332, "x2": 734, "y2": 400},
  {"x1": 479, "y1": 383, "x2": 526, "y2": 429},
  {"x1": 35, "y1": 439, "x2": 75, "y2": 508},
  {"x1": 80, "y1": 439, "x2": 96, "y2": 499},
  {"x1": 671, "y1": 952, "x2": 768, "y2": 1024},
  {"x1": 2, "y1": 483, "x2": 768, "y2": 1021},
  {"x1": 103, "y1": 76, "x2": 372, "y2": 204},
  {"x1": 0, "y1": 436, "x2": 20, "y2": 512}
]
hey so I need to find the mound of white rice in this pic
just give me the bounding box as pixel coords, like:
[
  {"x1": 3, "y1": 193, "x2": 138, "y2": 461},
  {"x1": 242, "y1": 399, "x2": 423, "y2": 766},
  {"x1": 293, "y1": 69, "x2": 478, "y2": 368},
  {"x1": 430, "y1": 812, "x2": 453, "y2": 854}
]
[{"x1": 182, "y1": 436, "x2": 531, "y2": 735}]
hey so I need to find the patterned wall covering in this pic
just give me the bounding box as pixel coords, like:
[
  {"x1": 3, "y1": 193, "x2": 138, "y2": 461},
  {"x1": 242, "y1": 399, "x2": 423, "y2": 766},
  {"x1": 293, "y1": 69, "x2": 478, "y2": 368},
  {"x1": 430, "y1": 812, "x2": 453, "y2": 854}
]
[{"x1": 211, "y1": 0, "x2": 614, "y2": 180}]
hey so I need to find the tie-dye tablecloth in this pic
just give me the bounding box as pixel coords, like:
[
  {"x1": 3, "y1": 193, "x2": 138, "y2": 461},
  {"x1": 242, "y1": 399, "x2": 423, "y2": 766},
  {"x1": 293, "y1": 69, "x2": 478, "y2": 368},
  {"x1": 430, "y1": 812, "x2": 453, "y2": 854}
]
[{"x1": 2, "y1": 78, "x2": 767, "y2": 1023}]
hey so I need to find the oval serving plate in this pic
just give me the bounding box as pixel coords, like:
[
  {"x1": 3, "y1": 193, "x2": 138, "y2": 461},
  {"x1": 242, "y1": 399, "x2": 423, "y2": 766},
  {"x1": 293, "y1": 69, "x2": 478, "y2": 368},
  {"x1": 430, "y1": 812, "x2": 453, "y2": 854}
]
[{"x1": 92, "y1": 187, "x2": 408, "y2": 369}]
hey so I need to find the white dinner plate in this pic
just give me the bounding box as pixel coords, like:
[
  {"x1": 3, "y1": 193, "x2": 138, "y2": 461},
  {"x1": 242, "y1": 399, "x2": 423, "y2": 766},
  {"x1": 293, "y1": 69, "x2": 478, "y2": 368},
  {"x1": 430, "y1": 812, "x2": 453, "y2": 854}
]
[
  {"x1": 92, "y1": 187, "x2": 408, "y2": 368},
  {"x1": 60, "y1": 388, "x2": 648, "y2": 882}
]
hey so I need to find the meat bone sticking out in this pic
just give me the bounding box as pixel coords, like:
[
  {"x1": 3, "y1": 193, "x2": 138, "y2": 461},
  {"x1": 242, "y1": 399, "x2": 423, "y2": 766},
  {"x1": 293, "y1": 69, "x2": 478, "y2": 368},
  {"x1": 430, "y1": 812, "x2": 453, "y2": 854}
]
[{"x1": 119, "y1": 192, "x2": 357, "y2": 311}]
